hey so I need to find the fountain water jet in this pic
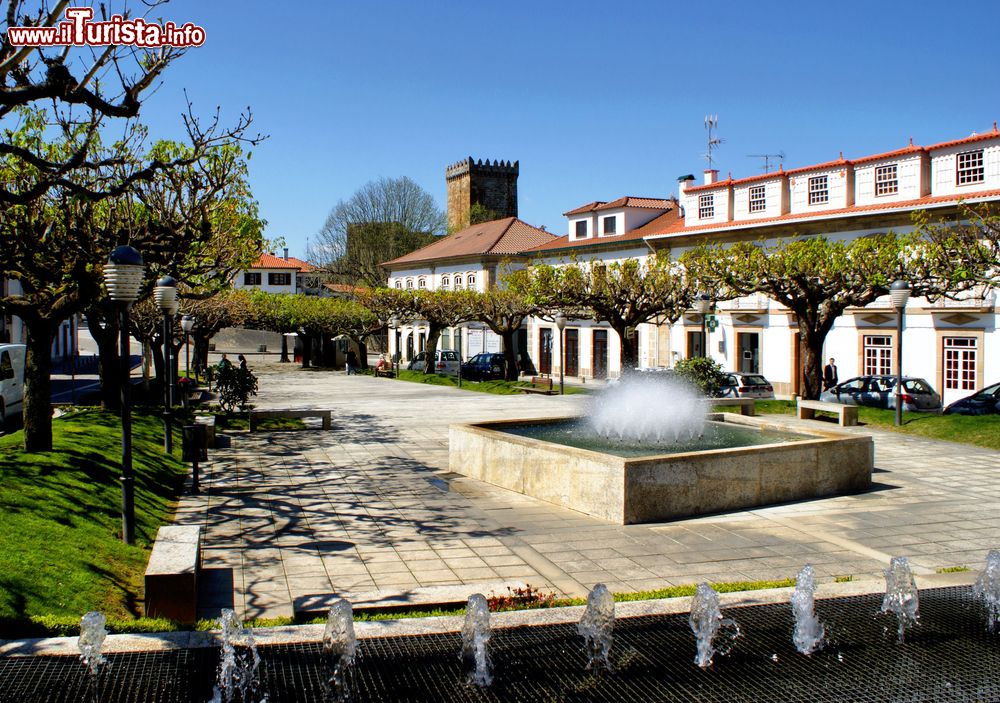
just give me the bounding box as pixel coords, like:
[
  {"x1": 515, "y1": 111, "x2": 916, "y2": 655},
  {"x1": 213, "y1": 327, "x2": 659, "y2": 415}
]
[
  {"x1": 209, "y1": 609, "x2": 265, "y2": 703},
  {"x1": 322, "y1": 599, "x2": 357, "y2": 701},
  {"x1": 589, "y1": 374, "x2": 707, "y2": 444},
  {"x1": 78, "y1": 611, "x2": 109, "y2": 703},
  {"x1": 577, "y1": 583, "x2": 614, "y2": 671},
  {"x1": 689, "y1": 583, "x2": 740, "y2": 668},
  {"x1": 460, "y1": 594, "x2": 492, "y2": 687},
  {"x1": 973, "y1": 549, "x2": 1000, "y2": 633},
  {"x1": 880, "y1": 556, "x2": 920, "y2": 643},
  {"x1": 791, "y1": 565, "x2": 825, "y2": 655}
]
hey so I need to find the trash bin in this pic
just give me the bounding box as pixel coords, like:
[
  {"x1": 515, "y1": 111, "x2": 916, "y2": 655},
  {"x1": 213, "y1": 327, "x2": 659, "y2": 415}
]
[{"x1": 181, "y1": 424, "x2": 208, "y2": 462}]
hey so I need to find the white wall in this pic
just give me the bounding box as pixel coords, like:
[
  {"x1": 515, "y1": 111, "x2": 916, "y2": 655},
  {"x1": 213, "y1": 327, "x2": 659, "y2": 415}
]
[
  {"x1": 788, "y1": 166, "x2": 853, "y2": 213},
  {"x1": 732, "y1": 178, "x2": 786, "y2": 220},
  {"x1": 234, "y1": 268, "x2": 299, "y2": 294},
  {"x1": 930, "y1": 138, "x2": 1000, "y2": 197},
  {"x1": 854, "y1": 153, "x2": 928, "y2": 206}
]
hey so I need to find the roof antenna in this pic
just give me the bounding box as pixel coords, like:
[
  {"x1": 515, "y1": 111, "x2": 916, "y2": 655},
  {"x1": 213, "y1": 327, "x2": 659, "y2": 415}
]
[
  {"x1": 747, "y1": 151, "x2": 786, "y2": 174},
  {"x1": 704, "y1": 115, "x2": 724, "y2": 169}
]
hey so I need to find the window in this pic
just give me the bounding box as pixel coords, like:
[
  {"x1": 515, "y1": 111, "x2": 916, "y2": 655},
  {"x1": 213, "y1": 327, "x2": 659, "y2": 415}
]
[
  {"x1": 243, "y1": 272, "x2": 261, "y2": 286},
  {"x1": 268, "y1": 272, "x2": 291, "y2": 286},
  {"x1": 957, "y1": 149, "x2": 984, "y2": 185},
  {"x1": 748, "y1": 185, "x2": 766, "y2": 213},
  {"x1": 808, "y1": 175, "x2": 828, "y2": 205},
  {"x1": 440, "y1": 276, "x2": 450, "y2": 289},
  {"x1": 394, "y1": 280, "x2": 402, "y2": 289},
  {"x1": 418, "y1": 278, "x2": 426, "y2": 288},
  {"x1": 944, "y1": 337, "x2": 977, "y2": 392},
  {"x1": 405, "y1": 279, "x2": 414, "y2": 289},
  {"x1": 454, "y1": 275, "x2": 463, "y2": 289},
  {"x1": 863, "y1": 335, "x2": 893, "y2": 376},
  {"x1": 875, "y1": 164, "x2": 898, "y2": 196},
  {"x1": 466, "y1": 273, "x2": 476, "y2": 288},
  {"x1": 575, "y1": 220, "x2": 587, "y2": 238},
  {"x1": 603, "y1": 216, "x2": 617, "y2": 234},
  {"x1": 698, "y1": 194, "x2": 714, "y2": 219}
]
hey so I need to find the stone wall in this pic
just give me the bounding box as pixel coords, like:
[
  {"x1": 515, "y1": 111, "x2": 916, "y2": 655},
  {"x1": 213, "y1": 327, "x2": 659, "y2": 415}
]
[{"x1": 446, "y1": 157, "x2": 519, "y2": 231}]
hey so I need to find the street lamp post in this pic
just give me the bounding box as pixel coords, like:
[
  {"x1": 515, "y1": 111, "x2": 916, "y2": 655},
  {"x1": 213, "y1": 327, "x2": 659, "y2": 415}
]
[
  {"x1": 554, "y1": 312, "x2": 567, "y2": 395},
  {"x1": 104, "y1": 245, "x2": 144, "y2": 545},
  {"x1": 153, "y1": 276, "x2": 177, "y2": 454},
  {"x1": 389, "y1": 316, "x2": 400, "y2": 378},
  {"x1": 168, "y1": 298, "x2": 179, "y2": 411},
  {"x1": 181, "y1": 315, "x2": 195, "y2": 390},
  {"x1": 695, "y1": 293, "x2": 712, "y2": 359},
  {"x1": 890, "y1": 280, "x2": 911, "y2": 427}
]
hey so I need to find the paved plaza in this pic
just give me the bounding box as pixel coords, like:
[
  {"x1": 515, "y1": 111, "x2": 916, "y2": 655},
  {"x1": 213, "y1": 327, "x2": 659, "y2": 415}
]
[{"x1": 174, "y1": 365, "x2": 1000, "y2": 620}]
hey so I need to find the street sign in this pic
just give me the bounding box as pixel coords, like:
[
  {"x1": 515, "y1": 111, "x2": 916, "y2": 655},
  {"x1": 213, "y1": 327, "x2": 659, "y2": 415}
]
[{"x1": 705, "y1": 314, "x2": 719, "y2": 332}]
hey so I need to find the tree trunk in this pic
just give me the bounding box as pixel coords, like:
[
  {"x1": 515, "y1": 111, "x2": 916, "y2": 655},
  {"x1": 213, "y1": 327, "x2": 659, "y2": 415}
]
[
  {"x1": 616, "y1": 325, "x2": 640, "y2": 375},
  {"x1": 501, "y1": 330, "x2": 519, "y2": 381},
  {"x1": 280, "y1": 334, "x2": 290, "y2": 363},
  {"x1": 422, "y1": 324, "x2": 442, "y2": 374},
  {"x1": 87, "y1": 308, "x2": 121, "y2": 410},
  {"x1": 800, "y1": 328, "x2": 826, "y2": 400},
  {"x1": 358, "y1": 340, "x2": 369, "y2": 370},
  {"x1": 22, "y1": 321, "x2": 56, "y2": 452}
]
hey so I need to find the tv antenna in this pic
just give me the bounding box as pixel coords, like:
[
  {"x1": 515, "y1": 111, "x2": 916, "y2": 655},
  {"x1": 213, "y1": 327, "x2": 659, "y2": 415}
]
[
  {"x1": 704, "y1": 115, "x2": 724, "y2": 169},
  {"x1": 747, "y1": 151, "x2": 786, "y2": 174}
]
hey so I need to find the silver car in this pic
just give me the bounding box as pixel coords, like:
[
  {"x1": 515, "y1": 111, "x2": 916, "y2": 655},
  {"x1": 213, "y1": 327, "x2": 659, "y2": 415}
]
[
  {"x1": 719, "y1": 372, "x2": 775, "y2": 399},
  {"x1": 820, "y1": 375, "x2": 942, "y2": 412},
  {"x1": 406, "y1": 349, "x2": 460, "y2": 375}
]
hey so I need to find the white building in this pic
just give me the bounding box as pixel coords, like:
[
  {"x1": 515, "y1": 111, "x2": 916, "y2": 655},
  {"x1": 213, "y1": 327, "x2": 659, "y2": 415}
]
[
  {"x1": 383, "y1": 217, "x2": 555, "y2": 362},
  {"x1": 519, "y1": 127, "x2": 1000, "y2": 404},
  {"x1": 234, "y1": 249, "x2": 318, "y2": 295},
  {"x1": 0, "y1": 276, "x2": 77, "y2": 361}
]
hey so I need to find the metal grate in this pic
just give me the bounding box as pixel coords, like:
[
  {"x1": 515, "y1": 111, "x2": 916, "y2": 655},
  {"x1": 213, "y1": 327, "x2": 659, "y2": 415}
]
[{"x1": 1, "y1": 587, "x2": 998, "y2": 702}]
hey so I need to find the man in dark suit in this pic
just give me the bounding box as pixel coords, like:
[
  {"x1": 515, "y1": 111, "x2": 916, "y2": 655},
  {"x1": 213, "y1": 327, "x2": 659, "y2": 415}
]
[{"x1": 823, "y1": 358, "x2": 838, "y2": 391}]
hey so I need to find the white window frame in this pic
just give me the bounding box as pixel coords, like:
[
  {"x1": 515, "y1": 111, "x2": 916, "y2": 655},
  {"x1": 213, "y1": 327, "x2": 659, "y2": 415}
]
[
  {"x1": 466, "y1": 273, "x2": 477, "y2": 288},
  {"x1": 944, "y1": 337, "x2": 977, "y2": 392},
  {"x1": 454, "y1": 275, "x2": 463, "y2": 290},
  {"x1": 440, "y1": 276, "x2": 450, "y2": 289},
  {"x1": 602, "y1": 215, "x2": 617, "y2": 235},
  {"x1": 405, "y1": 278, "x2": 414, "y2": 289},
  {"x1": 808, "y1": 175, "x2": 829, "y2": 205},
  {"x1": 863, "y1": 335, "x2": 893, "y2": 376},
  {"x1": 698, "y1": 194, "x2": 714, "y2": 220},
  {"x1": 875, "y1": 164, "x2": 898, "y2": 196},
  {"x1": 957, "y1": 149, "x2": 985, "y2": 186},
  {"x1": 394, "y1": 280, "x2": 402, "y2": 289},
  {"x1": 748, "y1": 185, "x2": 766, "y2": 213},
  {"x1": 418, "y1": 278, "x2": 427, "y2": 289}
]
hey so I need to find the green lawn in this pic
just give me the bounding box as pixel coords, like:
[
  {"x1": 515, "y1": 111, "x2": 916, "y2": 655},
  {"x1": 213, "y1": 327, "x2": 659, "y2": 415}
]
[
  {"x1": 0, "y1": 408, "x2": 187, "y2": 635},
  {"x1": 745, "y1": 400, "x2": 1000, "y2": 451},
  {"x1": 382, "y1": 369, "x2": 590, "y2": 395}
]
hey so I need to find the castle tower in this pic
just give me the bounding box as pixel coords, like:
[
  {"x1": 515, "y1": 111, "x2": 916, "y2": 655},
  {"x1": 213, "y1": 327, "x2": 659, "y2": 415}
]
[{"x1": 445, "y1": 157, "x2": 519, "y2": 231}]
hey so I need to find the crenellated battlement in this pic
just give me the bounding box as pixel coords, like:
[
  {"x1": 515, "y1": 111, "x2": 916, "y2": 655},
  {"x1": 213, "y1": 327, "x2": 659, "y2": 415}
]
[{"x1": 446, "y1": 157, "x2": 519, "y2": 181}]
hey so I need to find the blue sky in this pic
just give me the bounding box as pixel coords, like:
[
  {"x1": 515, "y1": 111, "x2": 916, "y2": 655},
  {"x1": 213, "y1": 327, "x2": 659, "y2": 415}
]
[{"x1": 139, "y1": 0, "x2": 1000, "y2": 257}]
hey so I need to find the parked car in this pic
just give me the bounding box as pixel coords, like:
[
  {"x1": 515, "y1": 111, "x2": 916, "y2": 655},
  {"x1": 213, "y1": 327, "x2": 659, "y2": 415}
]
[
  {"x1": 718, "y1": 372, "x2": 775, "y2": 399},
  {"x1": 0, "y1": 343, "x2": 26, "y2": 429},
  {"x1": 943, "y1": 381, "x2": 1000, "y2": 416},
  {"x1": 820, "y1": 375, "x2": 942, "y2": 412},
  {"x1": 406, "y1": 349, "x2": 460, "y2": 375},
  {"x1": 461, "y1": 352, "x2": 508, "y2": 381}
]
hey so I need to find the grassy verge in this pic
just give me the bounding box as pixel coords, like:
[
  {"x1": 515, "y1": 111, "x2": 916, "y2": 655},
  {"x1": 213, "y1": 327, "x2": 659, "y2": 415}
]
[
  {"x1": 750, "y1": 400, "x2": 1000, "y2": 451},
  {"x1": 381, "y1": 369, "x2": 590, "y2": 395},
  {"x1": 0, "y1": 408, "x2": 187, "y2": 638},
  {"x1": 206, "y1": 414, "x2": 305, "y2": 432}
]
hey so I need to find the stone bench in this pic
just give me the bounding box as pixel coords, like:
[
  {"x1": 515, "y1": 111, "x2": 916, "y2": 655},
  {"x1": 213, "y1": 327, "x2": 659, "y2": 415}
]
[
  {"x1": 515, "y1": 376, "x2": 556, "y2": 395},
  {"x1": 797, "y1": 399, "x2": 859, "y2": 426},
  {"x1": 145, "y1": 525, "x2": 201, "y2": 623},
  {"x1": 711, "y1": 397, "x2": 756, "y2": 416},
  {"x1": 249, "y1": 408, "x2": 331, "y2": 431},
  {"x1": 374, "y1": 367, "x2": 395, "y2": 378}
]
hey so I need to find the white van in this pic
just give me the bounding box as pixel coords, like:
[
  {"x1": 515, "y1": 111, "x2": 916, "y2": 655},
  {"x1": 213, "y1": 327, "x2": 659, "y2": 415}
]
[{"x1": 0, "y1": 343, "x2": 26, "y2": 428}]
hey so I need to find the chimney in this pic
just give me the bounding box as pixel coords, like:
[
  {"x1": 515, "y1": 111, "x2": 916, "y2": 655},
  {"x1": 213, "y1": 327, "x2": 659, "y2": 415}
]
[
  {"x1": 703, "y1": 169, "x2": 719, "y2": 185},
  {"x1": 283, "y1": 247, "x2": 289, "y2": 260},
  {"x1": 677, "y1": 174, "x2": 696, "y2": 193}
]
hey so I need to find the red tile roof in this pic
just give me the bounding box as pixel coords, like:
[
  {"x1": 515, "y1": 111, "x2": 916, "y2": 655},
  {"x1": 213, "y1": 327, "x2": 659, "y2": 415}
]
[
  {"x1": 249, "y1": 253, "x2": 304, "y2": 270},
  {"x1": 527, "y1": 207, "x2": 682, "y2": 254},
  {"x1": 563, "y1": 196, "x2": 676, "y2": 216},
  {"x1": 783, "y1": 156, "x2": 852, "y2": 176},
  {"x1": 643, "y1": 187, "x2": 1000, "y2": 240},
  {"x1": 851, "y1": 143, "x2": 926, "y2": 165},
  {"x1": 383, "y1": 217, "x2": 556, "y2": 267},
  {"x1": 927, "y1": 123, "x2": 1000, "y2": 151},
  {"x1": 285, "y1": 256, "x2": 316, "y2": 273}
]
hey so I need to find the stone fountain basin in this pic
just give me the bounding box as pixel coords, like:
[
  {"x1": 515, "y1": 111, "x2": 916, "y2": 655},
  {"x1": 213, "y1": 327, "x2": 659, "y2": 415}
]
[{"x1": 448, "y1": 414, "x2": 873, "y2": 524}]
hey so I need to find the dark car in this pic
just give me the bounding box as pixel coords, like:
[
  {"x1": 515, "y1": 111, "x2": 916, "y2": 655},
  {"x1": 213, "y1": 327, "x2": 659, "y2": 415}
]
[
  {"x1": 461, "y1": 352, "x2": 507, "y2": 381},
  {"x1": 944, "y1": 382, "x2": 1000, "y2": 416},
  {"x1": 820, "y1": 375, "x2": 942, "y2": 412}
]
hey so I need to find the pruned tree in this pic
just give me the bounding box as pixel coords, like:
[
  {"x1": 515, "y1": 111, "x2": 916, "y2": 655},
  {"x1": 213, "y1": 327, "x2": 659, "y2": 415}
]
[
  {"x1": 470, "y1": 269, "x2": 540, "y2": 380},
  {"x1": 311, "y1": 176, "x2": 445, "y2": 289},
  {"x1": 512, "y1": 256, "x2": 696, "y2": 373}
]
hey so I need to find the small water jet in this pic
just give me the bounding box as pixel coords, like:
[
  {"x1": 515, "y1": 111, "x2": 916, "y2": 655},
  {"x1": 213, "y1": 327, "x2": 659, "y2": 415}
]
[
  {"x1": 577, "y1": 583, "x2": 614, "y2": 671},
  {"x1": 973, "y1": 549, "x2": 1000, "y2": 633},
  {"x1": 210, "y1": 609, "x2": 265, "y2": 703},
  {"x1": 880, "y1": 556, "x2": 920, "y2": 643},
  {"x1": 460, "y1": 594, "x2": 492, "y2": 687},
  {"x1": 322, "y1": 599, "x2": 357, "y2": 701},
  {"x1": 689, "y1": 583, "x2": 740, "y2": 668},
  {"x1": 589, "y1": 374, "x2": 707, "y2": 444},
  {"x1": 78, "y1": 611, "x2": 109, "y2": 702},
  {"x1": 791, "y1": 565, "x2": 825, "y2": 655}
]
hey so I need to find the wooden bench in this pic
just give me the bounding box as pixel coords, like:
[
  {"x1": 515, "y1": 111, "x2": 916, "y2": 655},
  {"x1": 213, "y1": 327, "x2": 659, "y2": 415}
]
[
  {"x1": 374, "y1": 368, "x2": 395, "y2": 378},
  {"x1": 516, "y1": 376, "x2": 556, "y2": 395},
  {"x1": 145, "y1": 525, "x2": 201, "y2": 623},
  {"x1": 797, "y1": 399, "x2": 858, "y2": 426},
  {"x1": 711, "y1": 397, "x2": 756, "y2": 416},
  {"x1": 249, "y1": 409, "x2": 331, "y2": 431}
]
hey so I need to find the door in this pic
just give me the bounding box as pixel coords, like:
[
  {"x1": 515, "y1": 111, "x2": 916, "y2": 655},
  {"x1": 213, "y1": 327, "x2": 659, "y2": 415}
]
[
  {"x1": 686, "y1": 330, "x2": 704, "y2": 359},
  {"x1": 592, "y1": 329, "x2": 608, "y2": 380},
  {"x1": 405, "y1": 334, "x2": 414, "y2": 361},
  {"x1": 737, "y1": 332, "x2": 760, "y2": 374},
  {"x1": 942, "y1": 336, "x2": 977, "y2": 406},
  {"x1": 539, "y1": 328, "x2": 553, "y2": 375},
  {"x1": 564, "y1": 329, "x2": 579, "y2": 377}
]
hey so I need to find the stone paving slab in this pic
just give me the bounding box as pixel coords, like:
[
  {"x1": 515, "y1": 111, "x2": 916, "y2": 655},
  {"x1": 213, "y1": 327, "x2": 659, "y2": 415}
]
[{"x1": 173, "y1": 366, "x2": 1000, "y2": 621}]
